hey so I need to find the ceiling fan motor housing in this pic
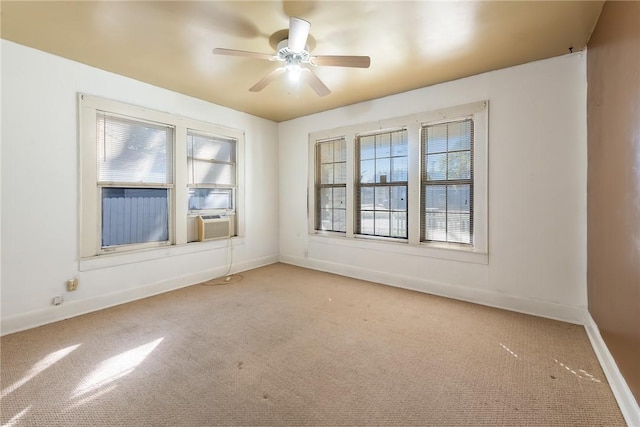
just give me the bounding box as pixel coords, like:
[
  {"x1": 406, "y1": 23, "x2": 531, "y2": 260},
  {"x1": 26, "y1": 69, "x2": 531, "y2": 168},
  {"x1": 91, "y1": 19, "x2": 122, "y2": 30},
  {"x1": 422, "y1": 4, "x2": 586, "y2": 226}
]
[{"x1": 276, "y1": 39, "x2": 310, "y2": 64}]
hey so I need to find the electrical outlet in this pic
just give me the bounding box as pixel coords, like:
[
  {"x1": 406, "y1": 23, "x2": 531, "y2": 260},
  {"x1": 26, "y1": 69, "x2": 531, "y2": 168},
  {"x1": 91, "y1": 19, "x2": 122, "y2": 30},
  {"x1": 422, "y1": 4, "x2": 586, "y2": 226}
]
[
  {"x1": 66, "y1": 278, "x2": 79, "y2": 292},
  {"x1": 52, "y1": 296, "x2": 63, "y2": 306}
]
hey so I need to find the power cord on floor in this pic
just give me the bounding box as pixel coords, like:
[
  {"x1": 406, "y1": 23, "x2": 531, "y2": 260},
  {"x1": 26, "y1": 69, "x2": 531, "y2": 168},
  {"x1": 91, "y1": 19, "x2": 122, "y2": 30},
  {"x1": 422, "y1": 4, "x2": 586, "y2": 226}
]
[{"x1": 201, "y1": 231, "x2": 243, "y2": 286}]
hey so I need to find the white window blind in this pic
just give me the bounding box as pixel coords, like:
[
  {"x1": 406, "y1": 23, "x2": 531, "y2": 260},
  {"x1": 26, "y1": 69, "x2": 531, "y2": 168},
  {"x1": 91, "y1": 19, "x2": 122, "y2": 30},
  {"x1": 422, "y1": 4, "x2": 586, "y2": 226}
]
[{"x1": 97, "y1": 113, "x2": 174, "y2": 185}]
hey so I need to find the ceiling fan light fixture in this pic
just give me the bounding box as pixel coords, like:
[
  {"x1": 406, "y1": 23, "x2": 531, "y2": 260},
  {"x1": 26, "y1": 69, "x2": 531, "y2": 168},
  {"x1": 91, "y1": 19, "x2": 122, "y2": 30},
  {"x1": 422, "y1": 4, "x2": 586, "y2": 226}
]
[{"x1": 286, "y1": 62, "x2": 302, "y2": 82}]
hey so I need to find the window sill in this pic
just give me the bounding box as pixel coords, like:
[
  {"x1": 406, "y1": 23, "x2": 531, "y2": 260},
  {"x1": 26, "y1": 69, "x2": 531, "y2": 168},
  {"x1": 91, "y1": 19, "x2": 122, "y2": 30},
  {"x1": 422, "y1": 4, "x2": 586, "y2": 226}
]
[
  {"x1": 79, "y1": 237, "x2": 244, "y2": 271},
  {"x1": 309, "y1": 232, "x2": 488, "y2": 265}
]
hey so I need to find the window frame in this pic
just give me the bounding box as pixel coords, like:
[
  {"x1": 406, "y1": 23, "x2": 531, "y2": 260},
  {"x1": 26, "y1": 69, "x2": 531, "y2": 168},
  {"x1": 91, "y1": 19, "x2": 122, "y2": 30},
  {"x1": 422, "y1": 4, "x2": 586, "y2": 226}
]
[
  {"x1": 315, "y1": 137, "x2": 347, "y2": 233},
  {"x1": 79, "y1": 93, "x2": 244, "y2": 259},
  {"x1": 308, "y1": 101, "x2": 488, "y2": 260}
]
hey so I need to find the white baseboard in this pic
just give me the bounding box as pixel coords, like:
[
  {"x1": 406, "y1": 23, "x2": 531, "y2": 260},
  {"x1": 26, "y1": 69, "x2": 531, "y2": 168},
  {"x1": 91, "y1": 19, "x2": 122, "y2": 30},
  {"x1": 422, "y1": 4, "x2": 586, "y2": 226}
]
[
  {"x1": 279, "y1": 255, "x2": 586, "y2": 324},
  {"x1": 585, "y1": 314, "x2": 640, "y2": 427},
  {"x1": 1, "y1": 255, "x2": 278, "y2": 336}
]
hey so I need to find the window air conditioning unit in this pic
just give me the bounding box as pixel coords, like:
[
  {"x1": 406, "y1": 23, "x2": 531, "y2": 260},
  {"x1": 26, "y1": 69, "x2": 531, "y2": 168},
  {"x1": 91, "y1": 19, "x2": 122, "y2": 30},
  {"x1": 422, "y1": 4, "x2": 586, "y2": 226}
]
[{"x1": 197, "y1": 214, "x2": 230, "y2": 241}]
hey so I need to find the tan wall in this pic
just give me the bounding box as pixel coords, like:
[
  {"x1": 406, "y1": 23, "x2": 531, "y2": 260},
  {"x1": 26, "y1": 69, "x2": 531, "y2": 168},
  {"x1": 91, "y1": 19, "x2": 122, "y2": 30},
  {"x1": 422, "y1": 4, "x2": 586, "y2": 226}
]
[{"x1": 587, "y1": 0, "x2": 640, "y2": 404}]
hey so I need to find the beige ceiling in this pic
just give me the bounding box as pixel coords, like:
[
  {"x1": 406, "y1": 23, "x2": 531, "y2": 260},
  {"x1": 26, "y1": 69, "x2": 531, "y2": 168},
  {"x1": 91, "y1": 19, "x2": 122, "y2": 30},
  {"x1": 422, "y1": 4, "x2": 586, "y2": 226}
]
[{"x1": 1, "y1": 1, "x2": 604, "y2": 122}]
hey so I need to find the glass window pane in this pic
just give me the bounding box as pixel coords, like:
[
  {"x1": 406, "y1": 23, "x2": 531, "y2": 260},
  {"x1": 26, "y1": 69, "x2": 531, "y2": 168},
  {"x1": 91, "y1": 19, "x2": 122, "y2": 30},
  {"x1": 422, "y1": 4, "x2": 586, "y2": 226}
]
[
  {"x1": 447, "y1": 213, "x2": 471, "y2": 244},
  {"x1": 391, "y1": 186, "x2": 407, "y2": 211},
  {"x1": 319, "y1": 208, "x2": 332, "y2": 231},
  {"x1": 376, "y1": 133, "x2": 391, "y2": 157},
  {"x1": 360, "y1": 159, "x2": 375, "y2": 183},
  {"x1": 360, "y1": 211, "x2": 374, "y2": 235},
  {"x1": 447, "y1": 121, "x2": 472, "y2": 151},
  {"x1": 333, "y1": 187, "x2": 346, "y2": 209},
  {"x1": 391, "y1": 157, "x2": 408, "y2": 182},
  {"x1": 375, "y1": 211, "x2": 390, "y2": 236},
  {"x1": 425, "y1": 185, "x2": 447, "y2": 211},
  {"x1": 360, "y1": 136, "x2": 376, "y2": 160},
  {"x1": 321, "y1": 164, "x2": 334, "y2": 184},
  {"x1": 391, "y1": 131, "x2": 408, "y2": 156},
  {"x1": 334, "y1": 162, "x2": 346, "y2": 184},
  {"x1": 361, "y1": 187, "x2": 374, "y2": 210},
  {"x1": 334, "y1": 139, "x2": 346, "y2": 162},
  {"x1": 320, "y1": 187, "x2": 333, "y2": 209},
  {"x1": 375, "y1": 186, "x2": 390, "y2": 210},
  {"x1": 192, "y1": 160, "x2": 235, "y2": 186},
  {"x1": 376, "y1": 157, "x2": 391, "y2": 183},
  {"x1": 320, "y1": 141, "x2": 333, "y2": 164},
  {"x1": 189, "y1": 133, "x2": 233, "y2": 163},
  {"x1": 426, "y1": 153, "x2": 447, "y2": 180},
  {"x1": 427, "y1": 125, "x2": 447, "y2": 153},
  {"x1": 102, "y1": 188, "x2": 168, "y2": 247},
  {"x1": 424, "y1": 212, "x2": 446, "y2": 241},
  {"x1": 391, "y1": 212, "x2": 407, "y2": 238},
  {"x1": 334, "y1": 209, "x2": 346, "y2": 232},
  {"x1": 447, "y1": 151, "x2": 471, "y2": 180},
  {"x1": 447, "y1": 185, "x2": 471, "y2": 214},
  {"x1": 188, "y1": 188, "x2": 232, "y2": 210}
]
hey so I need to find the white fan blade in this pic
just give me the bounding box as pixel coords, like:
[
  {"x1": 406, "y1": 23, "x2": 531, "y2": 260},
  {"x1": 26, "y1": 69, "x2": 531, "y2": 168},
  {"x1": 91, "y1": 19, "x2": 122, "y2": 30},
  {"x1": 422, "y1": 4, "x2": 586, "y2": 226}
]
[
  {"x1": 302, "y1": 68, "x2": 331, "y2": 97},
  {"x1": 213, "y1": 48, "x2": 275, "y2": 61},
  {"x1": 310, "y1": 55, "x2": 371, "y2": 68},
  {"x1": 249, "y1": 67, "x2": 286, "y2": 92},
  {"x1": 288, "y1": 17, "x2": 310, "y2": 53}
]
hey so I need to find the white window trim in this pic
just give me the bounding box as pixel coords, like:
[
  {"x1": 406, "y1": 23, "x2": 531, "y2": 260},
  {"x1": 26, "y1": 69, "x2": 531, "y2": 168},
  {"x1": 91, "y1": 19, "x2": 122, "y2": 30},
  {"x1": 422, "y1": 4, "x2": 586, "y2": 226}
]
[
  {"x1": 307, "y1": 101, "x2": 488, "y2": 264},
  {"x1": 79, "y1": 93, "x2": 245, "y2": 265}
]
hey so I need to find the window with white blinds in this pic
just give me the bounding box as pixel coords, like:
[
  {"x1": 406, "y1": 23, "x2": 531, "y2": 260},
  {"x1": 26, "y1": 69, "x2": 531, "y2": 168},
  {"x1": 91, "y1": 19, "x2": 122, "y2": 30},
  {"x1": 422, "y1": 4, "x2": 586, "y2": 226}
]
[
  {"x1": 356, "y1": 129, "x2": 408, "y2": 239},
  {"x1": 421, "y1": 119, "x2": 473, "y2": 245},
  {"x1": 315, "y1": 138, "x2": 347, "y2": 232},
  {"x1": 187, "y1": 130, "x2": 237, "y2": 211}
]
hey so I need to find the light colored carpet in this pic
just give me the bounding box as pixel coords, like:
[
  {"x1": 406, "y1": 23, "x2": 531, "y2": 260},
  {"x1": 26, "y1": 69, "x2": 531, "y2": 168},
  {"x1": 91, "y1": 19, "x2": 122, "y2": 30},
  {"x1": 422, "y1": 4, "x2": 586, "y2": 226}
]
[{"x1": 0, "y1": 263, "x2": 625, "y2": 426}]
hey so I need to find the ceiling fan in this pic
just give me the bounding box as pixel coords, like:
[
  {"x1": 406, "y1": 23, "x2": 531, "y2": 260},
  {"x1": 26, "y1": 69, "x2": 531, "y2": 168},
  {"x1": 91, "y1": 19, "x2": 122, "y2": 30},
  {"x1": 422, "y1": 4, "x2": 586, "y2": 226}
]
[{"x1": 213, "y1": 17, "x2": 371, "y2": 97}]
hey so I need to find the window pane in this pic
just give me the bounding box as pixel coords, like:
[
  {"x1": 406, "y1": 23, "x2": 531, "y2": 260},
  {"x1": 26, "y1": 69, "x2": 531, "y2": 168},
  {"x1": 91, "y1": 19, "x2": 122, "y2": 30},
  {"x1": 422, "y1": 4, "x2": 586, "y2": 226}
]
[
  {"x1": 447, "y1": 151, "x2": 471, "y2": 180},
  {"x1": 376, "y1": 133, "x2": 391, "y2": 157},
  {"x1": 375, "y1": 211, "x2": 390, "y2": 236},
  {"x1": 333, "y1": 187, "x2": 346, "y2": 209},
  {"x1": 320, "y1": 187, "x2": 333, "y2": 209},
  {"x1": 447, "y1": 121, "x2": 472, "y2": 151},
  {"x1": 190, "y1": 160, "x2": 235, "y2": 186},
  {"x1": 102, "y1": 188, "x2": 168, "y2": 247},
  {"x1": 426, "y1": 153, "x2": 447, "y2": 180},
  {"x1": 361, "y1": 187, "x2": 374, "y2": 210},
  {"x1": 447, "y1": 185, "x2": 471, "y2": 214},
  {"x1": 319, "y1": 208, "x2": 332, "y2": 230},
  {"x1": 425, "y1": 185, "x2": 447, "y2": 211},
  {"x1": 391, "y1": 211, "x2": 407, "y2": 238},
  {"x1": 320, "y1": 141, "x2": 334, "y2": 163},
  {"x1": 375, "y1": 157, "x2": 391, "y2": 183},
  {"x1": 391, "y1": 186, "x2": 407, "y2": 211},
  {"x1": 360, "y1": 211, "x2": 374, "y2": 234},
  {"x1": 188, "y1": 188, "x2": 232, "y2": 210},
  {"x1": 98, "y1": 114, "x2": 173, "y2": 184},
  {"x1": 427, "y1": 125, "x2": 447, "y2": 153},
  {"x1": 447, "y1": 213, "x2": 471, "y2": 244},
  {"x1": 391, "y1": 131, "x2": 408, "y2": 156},
  {"x1": 334, "y1": 209, "x2": 346, "y2": 232},
  {"x1": 188, "y1": 132, "x2": 234, "y2": 163},
  {"x1": 360, "y1": 159, "x2": 375, "y2": 183},
  {"x1": 321, "y1": 164, "x2": 334, "y2": 184},
  {"x1": 391, "y1": 157, "x2": 408, "y2": 182},
  {"x1": 424, "y1": 212, "x2": 446, "y2": 241},
  {"x1": 360, "y1": 136, "x2": 375, "y2": 160},
  {"x1": 375, "y1": 186, "x2": 390, "y2": 210},
  {"x1": 334, "y1": 139, "x2": 346, "y2": 162},
  {"x1": 334, "y1": 162, "x2": 346, "y2": 184}
]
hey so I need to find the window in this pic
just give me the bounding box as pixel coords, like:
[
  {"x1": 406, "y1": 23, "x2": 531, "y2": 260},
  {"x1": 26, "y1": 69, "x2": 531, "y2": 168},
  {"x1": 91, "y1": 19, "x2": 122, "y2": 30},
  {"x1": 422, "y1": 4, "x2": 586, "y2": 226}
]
[
  {"x1": 80, "y1": 94, "x2": 244, "y2": 259},
  {"x1": 308, "y1": 101, "x2": 487, "y2": 260},
  {"x1": 187, "y1": 130, "x2": 236, "y2": 212},
  {"x1": 355, "y1": 130, "x2": 408, "y2": 238},
  {"x1": 97, "y1": 113, "x2": 174, "y2": 249},
  {"x1": 421, "y1": 119, "x2": 473, "y2": 245},
  {"x1": 315, "y1": 138, "x2": 347, "y2": 232}
]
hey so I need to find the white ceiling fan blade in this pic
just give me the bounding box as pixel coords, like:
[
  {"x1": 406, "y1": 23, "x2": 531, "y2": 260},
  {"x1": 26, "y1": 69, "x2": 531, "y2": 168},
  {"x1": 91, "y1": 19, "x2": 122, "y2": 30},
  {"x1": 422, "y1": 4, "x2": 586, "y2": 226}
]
[
  {"x1": 249, "y1": 67, "x2": 286, "y2": 92},
  {"x1": 288, "y1": 17, "x2": 310, "y2": 53},
  {"x1": 213, "y1": 48, "x2": 275, "y2": 61},
  {"x1": 302, "y1": 68, "x2": 331, "y2": 97},
  {"x1": 310, "y1": 55, "x2": 371, "y2": 68}
]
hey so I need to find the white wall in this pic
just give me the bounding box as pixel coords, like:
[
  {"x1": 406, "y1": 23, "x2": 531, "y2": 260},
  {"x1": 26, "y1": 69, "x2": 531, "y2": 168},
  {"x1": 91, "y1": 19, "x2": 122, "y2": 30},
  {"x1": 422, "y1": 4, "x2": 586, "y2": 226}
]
[
  {"x1": 279, "y1": 53, "x2": 588, "y2": 323},
  {"x1": 1, "y1": 40, "x2": 280, "y2": 334}
]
